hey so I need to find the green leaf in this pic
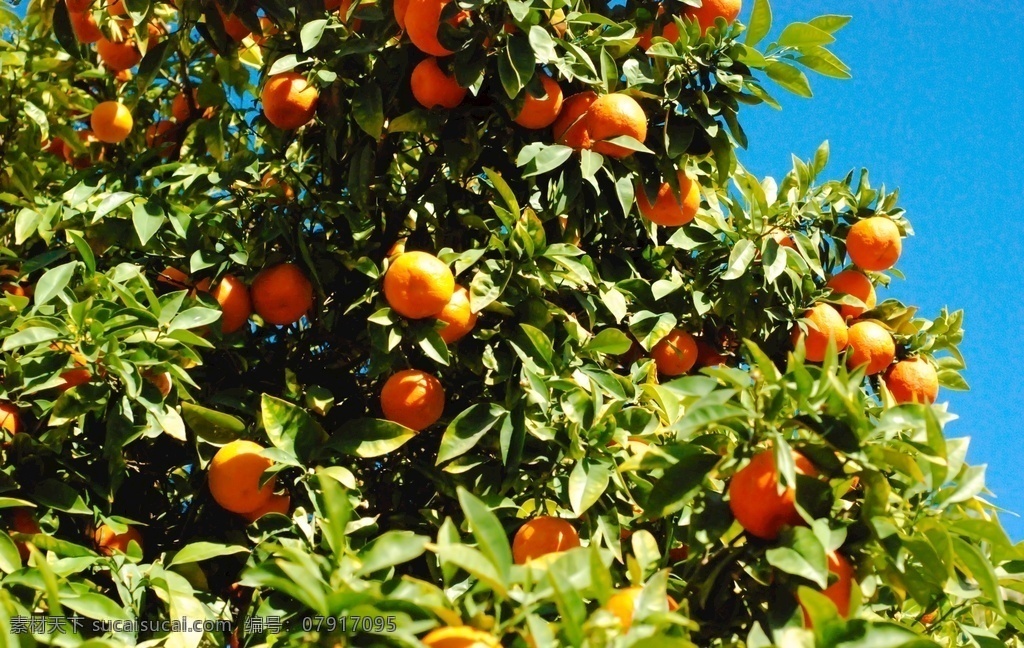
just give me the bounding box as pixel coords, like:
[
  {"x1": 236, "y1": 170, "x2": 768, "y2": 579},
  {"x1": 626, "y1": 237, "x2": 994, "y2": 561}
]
[
  {"x1": 33, "y1": 480, "x2": 90, "y2": 514},
  {"x1": 765, "y1": 527, "x2": 828, "y2": 587},
  {"x1": 807, "y1": 15, "x2": 852, "y2": 34},
  {"x1": 52, "y1": 0, "x2": 81, "y2": 58},
  {"x1": 765, "y1": 61, "x2": 813, "y2": 97},
  {"x1": 643, "y1": 449, "x2": 719, "y2": 519},
  {"x1": 721, "y1": 239, "x2": 756, "y2": 280},
  {"x1": 167, "y1": 307, "x2": 222, "y2": 331},
  {"x1": 33, "y1": 262, "x2": 76, "y2": 307},
  {"x1": 169, "y1": 542, "x2": 249, "y2": 566},
  {"x1": 568, "y1": 459, "x2": 611, "y2": 516},
  {"x1": 435, "y1": 544, "x2": 508, "y2": 596},
  {"x1": 437, "y1": 403, "x2": 506, "y2": 464},
  {"x1": 2, "y1": 326, "x2": 60, "y2": 351},
  {"x1": 132, "y1": 202, "x2": 166, "y2": 246},
  {"x1": 62, "y1": 593, "x2": 132, "y2": 621},
  {"x1": 352, "y1": 84, "x2": 384, "y2": 139},
  {"x1": 584, "y1": 329, "x2": 633, "y2": 355},
  {"x1": 355, "y1": 531, "x2": 428, "y2": 576},
  {"x1": 300, "y1": 19, "x2": 328, "y2": 51},
  {"x1": 261, "y1": 394, "x2": 327, "y2": 464},
  {"x1": 181, "y1": 402, "x2": 246, "y2": 444},
  {"x1": 483, "y1": 167, "x2": 521, "y2": 218},
  {"x1": 328, "y1": 418, "x2": 416, "y2": 458},
  {"x1": 745, "y1": 0, "x2": 772, "y2": 47},
  {"x1": 95, "y1": 192, "x2": 135, "y2": 220},
  {"x1": 777, "y1": 22, "x2": 835, "y2": 48},
  {"x1": 457, "y1": 488, "x2": 513, "y2": 577}
]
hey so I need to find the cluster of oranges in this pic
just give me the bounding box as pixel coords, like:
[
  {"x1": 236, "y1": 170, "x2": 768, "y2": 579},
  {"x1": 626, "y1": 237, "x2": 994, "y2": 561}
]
[{"x1": 792, "y1": 216, "x2": 939, "y2": 405}]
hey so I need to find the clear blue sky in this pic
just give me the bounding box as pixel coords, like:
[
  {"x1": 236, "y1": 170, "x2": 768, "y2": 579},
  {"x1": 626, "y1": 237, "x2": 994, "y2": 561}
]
[{"x1": 737, "y1": 1, "x2": 1024, "y2": 537}]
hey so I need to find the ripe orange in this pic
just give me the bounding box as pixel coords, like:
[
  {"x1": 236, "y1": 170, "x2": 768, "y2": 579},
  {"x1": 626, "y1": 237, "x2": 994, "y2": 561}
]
[
  {"x1": 157, "y1": 266, "x2": 191, "y2": 290},
  {"x1": 605, "y1": 587, "x2": 679, "y2": 630},
  {"x1": 8, "y1": 509, "x2": 42, "y2": 562},
  {"x1": 261, "y1": 72, "x2": 319, "y2": 130},
  {"x1": 684, "y1": 0, "x2": 742, "y2": 35},
  {"x1": 383, "y1": 251, "x2": 455, "y2": 319},
  {"x1": 261, "y1": 172, "x2": 296, "y2": 201},
  {"x1": 208, "y1": 440, "x2": 276, "y2": 514},
  {"x1": 826, "y1": 269, "x2": 876, "y2": 319},
  {"x1": 803, "y1": 551, "x2": 855, "y2": 624},
  {"x1": 70, "y1": 10, "x2": 103, "y2": 43},
  {"x1": 0, "y1": 401, "x2": 21, "y2": 436},
  {"x1": 327, "y1": 0, "x2": 363, "y2": 28},
  {"x1": 105, "y1": 0, "x2": 126, "y2": 16},
  {"x1": 553, "y1": 91, "x2": 597, "y2": 150},
  {"x1": 209, "y1": 274, "x2": 253, "y2": 334},
  {"x1": 883, "y1": 357, "x2": 938, "y2": 405},
  {"x1": 252, "y1": 16, "x2": 278, "y2": 46},
  {"x1": 650, "y1": 328, "x2": 698, "y2": 376},
  {"x1": 145, "y1": 120, "x2": 177, "y2": 156},
  {"x1": 216, "y1": 6, "x2": 252, "y2": 41},
  {"x1": 512, "y1": 516, "x2": 580, "y2": 564},
  {"x1": 394, "y1": 0, "x2": 410, "y2": 29},
  {"x1": 791, "y1": 303, "x2": 849, "y2": 363},
  {"x1": 91, "y1": 101, "x2": 133, "y2": 144},
  {"x1": 846, "y1": 217, "x2": 902, "y2": 272},
  {"x1": 251, "y1": 263, "x2": 313, "y2": 326},
  {"x1": 410, "y1": 57, "x2": 466, "y2": 109},
  {"x1": 728, "y1": 448, "x2": 818, "y2": 540},
  {"x1": 436, "y1": 285, "x2": 477, "y2": 343},
  {"x1": 405, "y1": 0, "x2": 467, "y2": 56},
  {"x1": 421, "y1": 626, "x2": 500, "y2": 648},
  {"x1": 636, "y1": 170, "x2": 700, "y2": 226},
  {"x1": 695, "y1": 338, "x2": 727, "y2": 367},
  {"x1": 171, "y1": 89, "x2": 215, "y2": 123},
  {"x1": 67, "y1": 0, "x2": 93, "y2": 10},
  {"x1": 97, "y1": 35, "x2": 141, "y2": 71},
  {"x1": 62, "y1": 130, "x2": 101, "y2": 169},
  {"x1": 59, "y1": 368, "x2": 93, "y2": 391},
  {"x1": 241, "y1": 492, "x2": 291, "y2": 522},
  {"x1": 514, "y1": 74, "x2": 564, "y2": 129},
  {"x1": 587, "y1": 93, "x2": 647, "y2": 158},
  {"x1": 94, "y1": 523, "x2": 143, "y2": 555},
  {"x1": 142, "y1": 369, "x2": 173, "y2": 398},
  {"x1": 846, "y1": 320, "x2": 895, "y2": 376},
  {"x1": 380, "y1": 369, "x2": 445, "y2": 431}
]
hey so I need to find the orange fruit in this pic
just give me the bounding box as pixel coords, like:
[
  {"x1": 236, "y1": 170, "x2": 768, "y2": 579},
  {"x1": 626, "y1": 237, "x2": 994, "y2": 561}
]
[
  {"x1": 97, "y1": 35, "x2": 141, "y2": 71},
  {"x1": 145, "y1": 21, "x2": 165, "y2": 49},
  {"x1": 62, "y1": 129, "x2": 101, "y2": 169},
  {"x1": 157, "y1": 266, "x2": 191, "y2": 290},
  {"x1": 650, "y1": 328, "x2": 698, "y2": 376},
  {"x1": 105, "y1": 0, "x2": 126, "y2": 16},
  {"x1": 514, "y1": 74, "x2": 564, "y2": 129},
  {"x1": 216, "y1": 5, "x2": 252, "y2": 41},
  {"x1": 405, "y1": 0, "x2": 465, "y2": 56},
  {"x1": 636, "y1": 170, "x2": 699, "y2": 226},
  {"x1": 261, "y1": 172, "x2": 296, "y2": 201},
  {"x1": 695, "y1": 338, "x2": 727, "y2": 367},
  {"x1": 846, "y1": 217, "x2": 902, "y2": 272},
  {"x1": 411, "y1": 57, "x2": 466, "y2": 109},
  {"x1": 436, "y1": 285, "x2": 477, "y2": 343},
  {"x1": 728, "y1": 448, "x2": 818, "y2": 540},
  {"x1": 145, "y1": 120, "x2": 177, "y2": 156},
  {"x1": 261, "y1": 72, "x2": 319, "y2": 130},
  {"x1": 251, "y1": 263, "x2": 313, "y2": 326},
  {"x1": 394, "y1": 0, "x2": 410, "y2": 29},
  {"x1": 421, "y1": 626, "x2": 501, "y2": 648},
  {"x1": 383, "y1": 251, "x2": 455, "y2": 319},
  {"x1": 252, "y1": 16, "x2": 278, "y2": 46},
  {"x1": 605, "y1": 587, "x2": 679, "y2": 630},
  {"x1": 845, "y1": 320, "x2": 895, "y2": 376},
  {"x1": 803, "y1": 551, "x2": 855, "y2": 625},
  {"x1": 142, "y1": 369, "x2": 173, "y2": 398},
  {"x1": 171, "y1": 88, "x2": 216, "y2": 123},
  {"x1": 553, "y1": 91, "x2": 597, "y2": 150},
  {"x1": 0, "y1": 401, "x2": 21, "y2": 435},
  {"x1": 208, "y1": 440, "x2": 276, "y2": 514},
  {"x1": 512, "y1": 516, "x2": 580, "y2": 564},
  {"x1": 59, "y1": 368, "x2": 93, "y2": 391},
  {"x1": 91, "y1": 101, "x2": 133, "y2": 144},
  {"x1": 883, "y1": 357, "x2": 938, "y2": 405},
  {"x1": 8, "y1": 509, "x2": 42, "y2": 562},
  {"x1": 328, "y1": 0, "x2": 363, "y2": 28},
  {"x1": 826, "y1": 269, "x2": 876, "y2": 320},
  {"x1": 94, "y1": 523, "x2": 143, "y2": 555},
  {"x1": 769, "y1": 229, "x2": 797, "y2": 250},
  {"x1": 380, "y1": 369, "x2": 445, "y2": 431},
  {"x1": 70, "y1": 10, "x2": 103, "y2": 43},
  {"x1": 587, "y1": 93, "x2": 647, "y2": 158},
  {"x1": 791, "y1": 303, "x2": 849, "y2": 363},
  {"x1": 67, "y1": 0, "x2": 93, "y2": 10},
  {"x1": 684, "y1": 0, "x2": 742, "y2": 35},
  {"x1": 241, "y1": 493, "x2": 291, "y2": 522},
  {"x1": 209, "y1": 274, "x2": 253, "y2": 334}
]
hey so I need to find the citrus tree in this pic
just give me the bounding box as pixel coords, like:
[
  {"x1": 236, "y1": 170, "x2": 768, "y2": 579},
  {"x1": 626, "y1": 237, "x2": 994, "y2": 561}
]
[{"x1": 0, "y1": 0, "x2": 1021, "y2": 646}]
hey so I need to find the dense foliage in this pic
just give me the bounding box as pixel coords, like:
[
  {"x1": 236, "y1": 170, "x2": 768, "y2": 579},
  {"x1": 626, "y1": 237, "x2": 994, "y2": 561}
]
[{"x1": 0, "y1": 0, "x2": 1021, "y2": 646}]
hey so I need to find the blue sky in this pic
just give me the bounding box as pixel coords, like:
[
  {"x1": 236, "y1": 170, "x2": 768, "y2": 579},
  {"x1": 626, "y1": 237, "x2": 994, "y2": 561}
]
[{"x1": 737, "y1": 1, "x2": 1024, "y2": 537}]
